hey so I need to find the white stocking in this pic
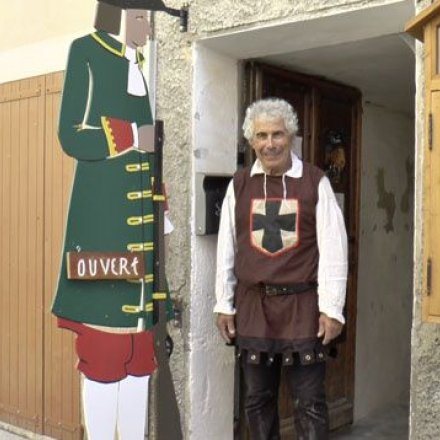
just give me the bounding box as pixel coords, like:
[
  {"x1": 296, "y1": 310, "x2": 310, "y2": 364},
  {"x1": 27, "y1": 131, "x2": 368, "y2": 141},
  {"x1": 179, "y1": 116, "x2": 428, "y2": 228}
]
[
  {"x1": 82, "y1": 376, "x2": 118, "y2": 440},
  {"x1": 117, "y1": 375, "x2": 150, "y2": 440}
]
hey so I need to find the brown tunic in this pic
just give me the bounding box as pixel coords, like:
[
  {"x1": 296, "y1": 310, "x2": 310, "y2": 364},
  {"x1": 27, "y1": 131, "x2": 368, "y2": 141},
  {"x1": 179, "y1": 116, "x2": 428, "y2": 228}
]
[{"x1": 233, "y1": 162, "x2": 324, "y2": 359}]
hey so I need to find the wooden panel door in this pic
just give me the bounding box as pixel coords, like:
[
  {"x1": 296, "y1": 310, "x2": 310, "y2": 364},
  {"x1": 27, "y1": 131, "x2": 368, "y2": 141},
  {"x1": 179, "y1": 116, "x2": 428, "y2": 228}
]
[
  {"x1": 243, "y1": 64, "x2": 313, "y2": 164},
  {"x1": 315, "y1": 90, "x2": 360, "y2": 430},
  {"x1": 0, "y1": 73, "x2": 81, "y2": 439},
  {"x1": 423, "y1": 88, "x2": 440, "y2": 320},
  {"x1": 0, "y1": 77, "x2": 45, "y2": 433},
  {"x1": 43, "y1": 72, "x2": 81, "y2": 440},
  {"x1": 239, "y1": 63, "x2": 360, "y2": 437}
]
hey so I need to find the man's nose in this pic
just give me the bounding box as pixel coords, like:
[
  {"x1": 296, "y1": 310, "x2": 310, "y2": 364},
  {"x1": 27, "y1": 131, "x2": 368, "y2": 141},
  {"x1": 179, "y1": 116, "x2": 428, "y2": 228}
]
[{"x1": 266, "y1": 135, "x2": 275, "y2": 147}]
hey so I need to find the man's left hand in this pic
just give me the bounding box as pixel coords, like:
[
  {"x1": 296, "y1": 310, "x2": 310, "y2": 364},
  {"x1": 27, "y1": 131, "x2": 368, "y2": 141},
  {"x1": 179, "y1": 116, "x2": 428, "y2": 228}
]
[
  {"x1": 317, "y1": 313, "x2": 343, "y2": 345},
  {"x1": 165, "y1": 334, "x2": 174, "y2": 358},
  {"x1": 138, "y1": 124, "x2": 155, "y2": 152}
]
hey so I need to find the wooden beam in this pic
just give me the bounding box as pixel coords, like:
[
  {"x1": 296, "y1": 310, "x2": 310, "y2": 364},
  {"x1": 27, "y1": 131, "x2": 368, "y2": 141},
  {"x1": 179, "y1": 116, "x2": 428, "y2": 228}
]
[{"x1": 406, "y1": 0, "x2": 440, "y2": 42}]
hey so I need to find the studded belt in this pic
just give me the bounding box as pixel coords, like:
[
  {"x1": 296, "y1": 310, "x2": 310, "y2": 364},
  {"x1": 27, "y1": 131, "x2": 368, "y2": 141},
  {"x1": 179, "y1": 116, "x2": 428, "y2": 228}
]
[
  {"x1": 241, "y1": 347, "x2": 331, "y2": 366},
  {"x1": 261, "y1": 282, "x2": 317, "y2": 296}
]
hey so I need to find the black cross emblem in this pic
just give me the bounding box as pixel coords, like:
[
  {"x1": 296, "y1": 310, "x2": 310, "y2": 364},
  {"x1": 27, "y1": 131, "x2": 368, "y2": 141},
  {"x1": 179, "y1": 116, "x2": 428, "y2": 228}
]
[{"x1": 252, "y1": 200, "x2": 297, "y2": 253}]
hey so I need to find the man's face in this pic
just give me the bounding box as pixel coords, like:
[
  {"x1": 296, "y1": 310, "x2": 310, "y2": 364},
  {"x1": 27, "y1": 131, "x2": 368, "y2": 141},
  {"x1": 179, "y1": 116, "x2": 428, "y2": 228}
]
[
  {"x1": 251, "y1": 118, "x2": 293, "y2": 176},
  {"x1": 125, "y1": 9, "x2": 152, "y2": 48}
]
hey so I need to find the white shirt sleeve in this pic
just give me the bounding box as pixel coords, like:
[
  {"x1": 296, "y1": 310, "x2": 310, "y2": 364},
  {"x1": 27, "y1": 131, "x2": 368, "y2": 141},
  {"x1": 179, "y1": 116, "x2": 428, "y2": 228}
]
[
  {"x1": 316, "y1": 176, "x2": 348, "y2": 324},
  {"x1": 214, "y1": 181, "x2": 237, "y2": 315}
]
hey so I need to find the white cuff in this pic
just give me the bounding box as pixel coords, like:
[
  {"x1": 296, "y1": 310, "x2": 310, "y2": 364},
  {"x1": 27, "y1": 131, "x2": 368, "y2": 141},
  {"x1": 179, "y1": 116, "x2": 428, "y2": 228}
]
[
  {"x1": 213, "y1": 302, "x2": 236, "y2": 315},
  {"x1": 131, "y1": 122, "x2": 139, "y2": 148},
  {"x1": 318, "y1": 301, "x2": 345, "y2": 324},
  {"x1": 164, "y1": 213, "x2": 174, "y2": 235}
]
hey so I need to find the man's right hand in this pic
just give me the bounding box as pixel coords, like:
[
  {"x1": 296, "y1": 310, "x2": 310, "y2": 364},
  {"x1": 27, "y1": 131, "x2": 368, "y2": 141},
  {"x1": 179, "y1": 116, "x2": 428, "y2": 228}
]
[{"x1": 216, "y1": 313, "x2": 236, "y2": 344}]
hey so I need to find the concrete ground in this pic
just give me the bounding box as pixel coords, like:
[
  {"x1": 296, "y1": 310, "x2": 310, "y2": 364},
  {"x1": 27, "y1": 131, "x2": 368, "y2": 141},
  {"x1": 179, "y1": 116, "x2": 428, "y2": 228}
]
[
  {"x1": 0, "y1": 423, "x2": 52, "y2": 440},
  {"x1": 0, "y1": 431, "x2": 26, "y2": 440},
  {"x1": 0, "y1": 400, "x2": 409, "y2": 439},
  {"x1": 0, "y1": 433, "x2": 53, "y2": 440},
  {"x1": 331, "y1": 400, "x2": 409, "y2": 440}
]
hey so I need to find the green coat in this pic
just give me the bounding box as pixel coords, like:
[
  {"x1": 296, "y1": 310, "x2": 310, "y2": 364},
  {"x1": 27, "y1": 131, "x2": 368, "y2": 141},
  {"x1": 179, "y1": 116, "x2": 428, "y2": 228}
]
[{"x1": 52, "y1": 31, "x2": 172, "y2": 328}]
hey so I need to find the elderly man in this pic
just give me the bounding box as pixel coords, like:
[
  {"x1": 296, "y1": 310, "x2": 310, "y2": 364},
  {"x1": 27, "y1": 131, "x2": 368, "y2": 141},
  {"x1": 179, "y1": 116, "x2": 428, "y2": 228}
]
[{"x1": 215, "y1": 98, "x2": 348, "y2": 439}]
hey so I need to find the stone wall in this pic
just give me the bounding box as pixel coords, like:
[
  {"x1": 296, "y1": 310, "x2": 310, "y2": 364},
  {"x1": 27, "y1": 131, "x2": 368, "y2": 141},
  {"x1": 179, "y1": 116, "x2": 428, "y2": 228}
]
[
  {"x1": 356, "y1": 102, "x2": 413, "y2": 420},
  {"x1": 191, "y1": 0, "x2": 407, "y2": 33},
  {"x1": 154, "y1": 1, "x2": 414, "y2": 438}
]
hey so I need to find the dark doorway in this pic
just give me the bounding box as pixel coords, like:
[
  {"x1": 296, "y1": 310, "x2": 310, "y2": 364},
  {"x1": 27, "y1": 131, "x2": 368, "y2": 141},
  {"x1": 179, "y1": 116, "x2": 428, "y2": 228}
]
[{"x1": 236, "y1": 62, "x2": 362, "y2": 438}]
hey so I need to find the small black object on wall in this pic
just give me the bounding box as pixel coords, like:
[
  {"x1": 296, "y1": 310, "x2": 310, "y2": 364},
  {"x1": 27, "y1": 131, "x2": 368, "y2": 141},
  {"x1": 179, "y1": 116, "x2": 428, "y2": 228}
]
[{"x1": 195, "y1": 173, "x2": 232, "y2": 235}]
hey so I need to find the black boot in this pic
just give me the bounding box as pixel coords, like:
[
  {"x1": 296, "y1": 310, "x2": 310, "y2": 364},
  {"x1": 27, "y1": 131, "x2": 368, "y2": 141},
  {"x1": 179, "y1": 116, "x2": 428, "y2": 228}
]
[
  {"x1": 293, "y1": 396, "x2": 329, "y2": 440},
  {"x1": 242, "y1": 356, "x2": 282, "y2": 440},
  {"x1": 286, "y1": 362, "x2": 329, "y2": 440}
]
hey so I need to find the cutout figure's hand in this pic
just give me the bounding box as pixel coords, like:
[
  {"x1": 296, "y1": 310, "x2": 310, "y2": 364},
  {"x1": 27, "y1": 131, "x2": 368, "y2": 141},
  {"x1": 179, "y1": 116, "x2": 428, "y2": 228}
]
[
  {"x1": 138, "y1": 124, "x2": 155, "y2": 152},
  {"x1": 216, "y1": 313, "x2": 236, "y2": 344},
  {"x1": 165, "y1": 334, "x2": 174, "y2": 358},
  {"x1": 317, "y1": 313, "x2": 343, "y2": 345}
]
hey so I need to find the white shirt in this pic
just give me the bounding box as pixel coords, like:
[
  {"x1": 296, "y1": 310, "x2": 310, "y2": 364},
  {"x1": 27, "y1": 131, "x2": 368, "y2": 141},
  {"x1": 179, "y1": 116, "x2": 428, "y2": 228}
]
[
  {"x1": 125, "y1": 46, "x2": 147, "y2": 97},
  {"x1": 125, "y1": 46, "x2": 146, "y2": 150},
  {"x1": 214, "y1": 152, "x2": 348, "y2": 324}
]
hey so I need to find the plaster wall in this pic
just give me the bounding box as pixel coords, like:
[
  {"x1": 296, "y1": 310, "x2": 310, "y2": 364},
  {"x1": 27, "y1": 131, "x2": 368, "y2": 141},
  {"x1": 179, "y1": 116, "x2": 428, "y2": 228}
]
[
  {"x1": 193, "y1": 45, "x2": 239, "y2": 176},
  {"x1": 0, "y1": 1, "x2": 94, "y2": 51},
  {"x1": 188, "y1": 45, "x2": 239, "y2": 439},
  {"x1": 355, "y1": 102, "x2": 413, "y2": 421},
  {"x1": 191, "y1": 0, "x2": 409, "y2": 34},
  {"x1": 0, "y1": 33, "x2": 88, "y2": 84},
  {"x1": 0, "y1": 3, "x2": 159, "y2": 86},
  {"x1": 410, "y1": 2, "x2": 440, "y2": 439},
  {"x1": 0, "y1": 1, "x2": 95, "y2": 83}
]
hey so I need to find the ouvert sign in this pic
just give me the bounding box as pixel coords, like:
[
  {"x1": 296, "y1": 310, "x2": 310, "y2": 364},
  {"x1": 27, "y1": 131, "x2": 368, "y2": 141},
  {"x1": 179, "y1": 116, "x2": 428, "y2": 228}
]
[{"x1": 66, "y1": 252, "x2": 145, "y2": 280}]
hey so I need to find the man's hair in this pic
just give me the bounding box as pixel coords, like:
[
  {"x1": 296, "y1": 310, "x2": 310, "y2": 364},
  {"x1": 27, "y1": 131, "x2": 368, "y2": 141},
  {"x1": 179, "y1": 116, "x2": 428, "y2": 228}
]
[
  {"x1": 95, "y1": 1, "x2": 122, "y2": 34},
  {"x1": 242, "y1": 98, "x2": 299, "y2": 141}
]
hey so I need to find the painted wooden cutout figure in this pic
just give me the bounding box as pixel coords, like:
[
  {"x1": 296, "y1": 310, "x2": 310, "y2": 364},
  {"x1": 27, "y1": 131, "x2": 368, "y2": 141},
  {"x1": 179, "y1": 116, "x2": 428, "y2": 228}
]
[{"x1": 51, "y1": 1, "x2": 184, "y2": 438}]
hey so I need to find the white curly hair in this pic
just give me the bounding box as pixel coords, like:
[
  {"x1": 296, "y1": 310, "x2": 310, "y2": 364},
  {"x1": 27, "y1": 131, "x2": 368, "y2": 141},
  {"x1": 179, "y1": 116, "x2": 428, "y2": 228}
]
[{"x1": 242, "y1": 98, "x2": 299, "y2": 142}]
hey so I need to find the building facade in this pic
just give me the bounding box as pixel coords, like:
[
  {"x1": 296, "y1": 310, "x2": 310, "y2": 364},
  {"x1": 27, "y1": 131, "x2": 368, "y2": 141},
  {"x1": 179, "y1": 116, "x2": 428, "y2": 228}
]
[{"x1": 1, "y1": 0, "x2": 438, "y2": 439}]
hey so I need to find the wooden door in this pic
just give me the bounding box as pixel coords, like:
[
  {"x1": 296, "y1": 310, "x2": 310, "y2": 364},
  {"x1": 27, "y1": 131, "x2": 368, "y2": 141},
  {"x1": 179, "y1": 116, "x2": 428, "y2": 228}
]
[
  {"x1": 0, "y1": 75, "x2": 45, "y2": 434},
  {"x1": 0, "y1": 73, "x2": 80, "y2": 439},
  {"x1": 42, "y1": 72, "x2": 81, "y2": 440},
  {"x1": 238, "y1": 63, "x2": 361, "y2": 437}
]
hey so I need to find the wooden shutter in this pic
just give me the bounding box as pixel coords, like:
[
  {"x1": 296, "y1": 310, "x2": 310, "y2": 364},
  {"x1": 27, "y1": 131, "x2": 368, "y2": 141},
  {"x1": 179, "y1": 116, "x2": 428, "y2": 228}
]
[
  {"x1": 0, "y1": 76, "x2": 45, "y2": 432},
  {"x1": 422, "y1": 14, "x2": 440, "y2": 322}
]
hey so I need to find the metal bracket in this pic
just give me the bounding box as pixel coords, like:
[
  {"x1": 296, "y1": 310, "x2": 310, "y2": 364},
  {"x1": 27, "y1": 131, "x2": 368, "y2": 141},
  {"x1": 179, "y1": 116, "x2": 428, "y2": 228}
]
[
  {"x1": 163, "y1": 3, "x2": 189, "y2": 32},
  {"x1": 427, "y1": 258, "x2": 432, "y2": 296},
  {"x1": 172, "y1": 298, "x2": 183, "y2": 328},
  {"x1": 179, "y1": 3, "x2": 189, "y2": 33},
  {"x1": 429, "y1": 113, "x2": 433, "y2": 150}
]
